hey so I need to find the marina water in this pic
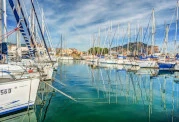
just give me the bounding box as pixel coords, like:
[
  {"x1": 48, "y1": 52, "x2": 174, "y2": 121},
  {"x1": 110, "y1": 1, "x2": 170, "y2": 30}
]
[{"x1": 1, "y1": 60, "x2": 179, "y2": 122}]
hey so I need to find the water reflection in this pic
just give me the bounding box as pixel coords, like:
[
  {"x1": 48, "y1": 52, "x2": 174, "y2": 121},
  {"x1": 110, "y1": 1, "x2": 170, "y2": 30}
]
[
  {"x1": 1, "y1": 61, "x2": 179, "y2": 122},
  {"x1": 0, "y1": 109, "x2": 37, "y2": 122},
  {"x1": 36, "y1": 61, "x2": 179, "y2": 122}
]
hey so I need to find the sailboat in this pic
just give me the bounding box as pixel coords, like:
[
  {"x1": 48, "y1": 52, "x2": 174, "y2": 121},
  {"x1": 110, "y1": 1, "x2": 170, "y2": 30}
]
[
  {"x1": 58, "y1": 34, "x2": 73, "y2": 61},
  {"x1": 136, "y1": 9, "x2": 158, "y2": 68},
  {"x1": 116, "y1": 23, "x2": 132, "y2": 65},
  {"x1": 158, "y1": 2, "x2": 179, "y2": 70},
  {"x1": 158, "y1": 24, "x2": 176, "y2": 70},
  {"x1": 174, "y1": 1, "x2": 179, "y2": 71},
  {"x1": 0, "y1": 0, "x2": 53, "y2": 115}
]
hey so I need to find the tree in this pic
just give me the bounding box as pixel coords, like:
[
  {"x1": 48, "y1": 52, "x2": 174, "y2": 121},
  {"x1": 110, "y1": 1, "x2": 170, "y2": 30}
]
[{"x1": 88, "y1": 47, "x2": 108, "y2": 55}]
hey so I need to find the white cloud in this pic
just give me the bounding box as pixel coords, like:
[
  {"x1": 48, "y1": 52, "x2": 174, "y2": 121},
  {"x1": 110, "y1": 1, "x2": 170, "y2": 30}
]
[{"x1": 6, "y1": 0, "x2": 179, "y2": 51}]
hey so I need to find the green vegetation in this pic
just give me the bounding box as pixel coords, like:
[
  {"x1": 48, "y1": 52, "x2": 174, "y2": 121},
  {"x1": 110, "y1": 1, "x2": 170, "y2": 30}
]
[{"x1": 88, "y1": 47, "x2": 108, "y2": 55}]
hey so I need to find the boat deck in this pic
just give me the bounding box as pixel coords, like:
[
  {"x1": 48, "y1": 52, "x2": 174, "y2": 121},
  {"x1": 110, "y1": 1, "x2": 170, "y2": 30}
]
[{"x1": 0, "y1": 78, "x2": 13, "y2": 83}]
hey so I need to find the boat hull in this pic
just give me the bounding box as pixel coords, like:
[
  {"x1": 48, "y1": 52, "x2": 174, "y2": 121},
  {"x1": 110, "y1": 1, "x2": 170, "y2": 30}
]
[
  {"x1": 0, "y1": 78, "x2": 40, "y2": 115},
  {"x1": 137, "y1": 60, "x2": 158, "y2": 68},
  {"x1": 158, "y1": 62, "x2": 176, "y2": 70},
  {"x1": 174, "y1": 63, "x2": 179, "y2": 71},
  {"x1": 99, "y1": 59, "x2": 117, "y2": 64},
  {"x1": 58, "y1": 56, "x2": 73, "y2": 60}
]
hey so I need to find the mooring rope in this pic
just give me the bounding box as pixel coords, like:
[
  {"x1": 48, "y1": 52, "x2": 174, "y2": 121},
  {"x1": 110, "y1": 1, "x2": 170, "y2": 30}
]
[{"x1": 43, "y1": 81, "x2": 77, "y2": 102}]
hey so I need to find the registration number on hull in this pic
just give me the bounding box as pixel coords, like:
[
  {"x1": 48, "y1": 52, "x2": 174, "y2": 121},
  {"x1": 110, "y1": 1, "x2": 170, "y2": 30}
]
[{"x1": 0, "y1": 88, "x2": 12, "y2": 95}]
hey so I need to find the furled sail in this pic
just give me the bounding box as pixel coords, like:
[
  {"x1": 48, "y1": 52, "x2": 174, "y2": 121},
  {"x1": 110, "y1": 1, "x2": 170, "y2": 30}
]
[{"x1": 8, "y1": 0, "x2": 34, "y2": 57}]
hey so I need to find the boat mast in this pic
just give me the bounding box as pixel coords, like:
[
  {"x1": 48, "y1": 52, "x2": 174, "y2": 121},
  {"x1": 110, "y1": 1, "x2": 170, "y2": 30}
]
[
  {"x1": 175, "y1": 1, "x2": 179, "y2": 55},
  {"x1": 97, "y1": 27, "x2": 101, "y2": 56},
  {"x1": 140, "y1": 27, "x2": 143, "y2": 54},
  {"x1": 41, "y1": 9, "x2": 45, "y2": 36},
  {"x1": 0, "y1": 0, "x2": 2, "y2": 43},
  {"x1": 117, "y1": 23, "x2": 120, "y2": 55},
  {"x1": 109, "y1": 21, "x2": 112, "y2": 56},
  {"x1": 3, "y1": 0, "x2": 7, "y2": 43},
  {"x1": 60, "y1": 34, "x2": 62, "y2": 57},
  {"x1": 151, "y1": 9, "x2": 155, "y2": 55},
  {"x1": 147, "y1": 27, "x2": 150, "y2": 56},
  {"x1": 0, "y1": 0, "x2": 2, "y2": 63},
  {"x1": 16, "y1": 3, "x2": 21, "y2": 61},
  {"x1": 163, "y1": 25, "x2": 169, "y2": 58},
  {"x1": 137, "y1": 23, "x2": 139, "y2": 56},
  {"x1": 134, "y1": 25, "x2": 137, "y2": 56},
  {"x1": 127, "y1": 22, "x2": 130, "y2": 55}
]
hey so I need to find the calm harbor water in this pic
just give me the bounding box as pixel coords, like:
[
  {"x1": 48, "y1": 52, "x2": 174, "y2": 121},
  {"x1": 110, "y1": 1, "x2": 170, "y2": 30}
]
[{"x1": 1, "y1": 60, "x2": 179, "y2": 122}]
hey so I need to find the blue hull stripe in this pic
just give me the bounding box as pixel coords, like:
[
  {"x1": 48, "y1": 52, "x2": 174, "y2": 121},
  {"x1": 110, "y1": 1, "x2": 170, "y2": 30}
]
[
  {"x1": 0, "y1": 104, "x2": 33, "y2": 116},
  {"x1": 158, "y1": 63, "x2": 175, "y2": 69}
]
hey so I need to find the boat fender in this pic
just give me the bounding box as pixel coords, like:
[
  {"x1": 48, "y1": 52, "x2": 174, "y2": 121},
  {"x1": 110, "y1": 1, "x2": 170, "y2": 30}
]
[{"x1": 28, "y1": 68, "x2": 33, "y2": 73}]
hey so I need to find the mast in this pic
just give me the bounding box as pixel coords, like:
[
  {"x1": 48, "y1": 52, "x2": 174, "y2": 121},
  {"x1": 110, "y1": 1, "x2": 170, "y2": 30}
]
[
  {"x1": 117, "y1": 23, "x2": 120, "y2": 55},
  {"x1": 163, "y1": 25, "x2": 169, "y2": 57},
  {"x1": 41, "y1": 8, "x2": 45, "y2": 36},
  {"x1": 137, "y1": 23, "x2": 139, "y2": 56},
  {"x1": 0, "y1": 0, "x2": 2, "y2": 43},
  {"x1": 97, "y1": 27, "x2": 101, "y2": 55},
  {"x1": 3, "y1": 0, "x2": 7, "y2": 63},
  {"x1": 151, "y1": 9, "x2": 155, "y2": 54},
  {"x1": 30, "y1": 0, "x2": 52, "y2": 61},
  {"x1": 122, "y1": 27, "x2": 124, "y2": 56},
  {"x1": 175, "y1": 1, "x2": 179, "y2": 55},
  {"x1": 109, "y1": 22, "x2": 112, "y2": 56},
  {"x1": 60, "y1": 34, "x2": 62, "y2": 57},
  {"x1": 16, "y1": 3, "x2": 21, "y2": 61},
  {"x1": 147, "y1": 28, "x2": 150, "y2": 55},
  {"x1": 127, "y1": 22, "x2": 130, "y2": 55},
  {"x1": 134, "y1": 25, "x2": 137, "y2": 56},
  {"x1": 3, "y1": 0, "x2": 7, "y2": 43},
  {"x1": 140, "y1": 27, "x2": 143, "y2": 54}
]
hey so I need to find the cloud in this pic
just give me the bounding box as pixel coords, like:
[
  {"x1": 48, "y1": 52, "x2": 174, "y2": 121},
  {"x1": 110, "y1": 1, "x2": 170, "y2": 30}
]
[{"x1": 6, "y1": 0, "x2": 179, "y2": 51}]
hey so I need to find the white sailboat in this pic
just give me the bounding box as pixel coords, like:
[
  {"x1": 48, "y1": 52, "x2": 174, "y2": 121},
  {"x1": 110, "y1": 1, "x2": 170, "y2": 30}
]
[
  {"x1": 0, "y1": 78, "x2": 40, "y2": 115},
  {"x1": 174, "y1": 1, "x2": 179, "y2": 71},
  {"x1": 58, "y1": 34, "x2": 73, "y2": 61},
  {"x1": 136, "y1": 9, "x2": 158, "y2": 68},
  {"x1": 158, "y1": 25, "x2": 176, "y2": 70},
  {"x1": 0, "y1": 0, "x2": 52, "y2": 116}
]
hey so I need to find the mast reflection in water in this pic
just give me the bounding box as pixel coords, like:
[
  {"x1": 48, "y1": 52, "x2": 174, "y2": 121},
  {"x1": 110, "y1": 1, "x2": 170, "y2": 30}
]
[{"x1": 36, "y1": 60, "x2": 179, "y2": 122}]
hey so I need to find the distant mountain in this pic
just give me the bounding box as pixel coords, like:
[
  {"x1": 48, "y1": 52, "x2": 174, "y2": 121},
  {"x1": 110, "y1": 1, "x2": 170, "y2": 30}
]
[{"x1": 111, "y1": 42, "x2": 159, "y2": 55}]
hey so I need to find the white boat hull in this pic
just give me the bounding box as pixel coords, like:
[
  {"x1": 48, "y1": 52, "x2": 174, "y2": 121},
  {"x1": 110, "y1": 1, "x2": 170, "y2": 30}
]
[
  {"x1": 136, "y1": 60, "x2": 158, "y2": 68},
  {"x1": 0, "y1": 64, "x2": 25, "y2": 73},
  {"x1": 0, "y1": 78, "x2": 40, "y2": 115},
  {"x1": 99, "y1": 59, "x2": 117, "y2": 64},
  {"x1": 174, "y1": 63, "x2": 179, "y2": 71},
  {"x1": 58, "y1": 56, "x2": 73, "y2": 60}
]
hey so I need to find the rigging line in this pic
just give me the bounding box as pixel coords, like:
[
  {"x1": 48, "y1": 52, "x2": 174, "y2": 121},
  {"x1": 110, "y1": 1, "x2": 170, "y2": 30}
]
[
  {"x1": 35, "y1": 0, "x2": 53, "y2": 47},
  {"x1": 143, "y1": 12, "x2": 152, "y2": 44},
  {"x1": 30, "y1": 0, "x2": 52, "y2": 61},
  {"x1": 27, "y1": 78, "x2": 33, "y2": 122},
  {"x1": 100, "y1": 26, "x2": 110, "y2": 56},
  {"x1": 169, "y1": 7, "x2": 177, "y2": 31},
  {"x1": 109, "y1": 27, "x2": 118, "y2": 48},
  {"x1": 136, "y1": 75, "x2": 148, "y2": 117},
  {"x1": 121, "y1": 27, "x2": 128, "y2": 48},
  {"x1": 41, "y1": 92, "x2": 53, "y2": 122},
  {"x1": 20, "y1": 0, "x2": 29, "y2": 22},
  {"x1": 0, "y1": 27, "x2": 19, "y2": 42},
  {"x1": 0, "y1": 27, "x2": 19, "y2": 38},
  {"x1": 43, "y1": 81, "x2": 77, "y2": 101},
  {"x1": 42, "y1": 12, "x2": 53, "y2": 48},
  {"x1": 17, "y1": 0, "x2": 35, "y2": 46},
  {"x1": 8, "y1": 0, "x2": 35, "y2": 56}
]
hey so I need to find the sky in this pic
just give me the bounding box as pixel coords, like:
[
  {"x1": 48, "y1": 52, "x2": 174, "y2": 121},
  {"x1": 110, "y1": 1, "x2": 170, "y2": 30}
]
[{"x1": 5, "y1": 0, "x2": 179, "y2": 51}]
